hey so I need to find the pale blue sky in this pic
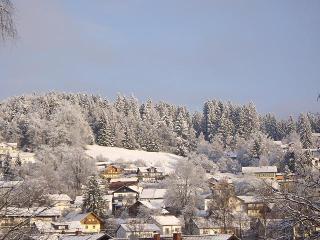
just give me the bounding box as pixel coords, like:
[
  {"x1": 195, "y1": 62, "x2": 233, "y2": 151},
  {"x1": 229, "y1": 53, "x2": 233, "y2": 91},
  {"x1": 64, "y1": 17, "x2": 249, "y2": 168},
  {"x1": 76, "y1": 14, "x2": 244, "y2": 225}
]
[{"x1": 0, "y1": 0, "x2": 319, "y2": 117}]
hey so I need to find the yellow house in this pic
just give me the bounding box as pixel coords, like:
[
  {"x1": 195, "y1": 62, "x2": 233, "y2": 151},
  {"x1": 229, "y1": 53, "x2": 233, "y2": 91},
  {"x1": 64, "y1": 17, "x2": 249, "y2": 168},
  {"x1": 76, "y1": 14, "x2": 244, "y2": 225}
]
[
  {"x1": 101, "y1": 165, "x2": 123, "y2": 179},
  {"x1": 242, "y1": 166, "x2": 277, "y2": 180},
  {"x1": 63, "y1": 212, "x2": 104, "y2": 233},
  {"x1": 0, "y1": 143, "x2": 18, "y2": 155}
]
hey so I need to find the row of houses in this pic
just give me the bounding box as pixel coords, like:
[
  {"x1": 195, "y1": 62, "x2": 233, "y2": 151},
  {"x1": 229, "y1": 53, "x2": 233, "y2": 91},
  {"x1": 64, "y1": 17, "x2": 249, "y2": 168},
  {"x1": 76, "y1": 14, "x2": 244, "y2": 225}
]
[{"x1": 98, "y1": 164, "x2": 165, "y2": 183}]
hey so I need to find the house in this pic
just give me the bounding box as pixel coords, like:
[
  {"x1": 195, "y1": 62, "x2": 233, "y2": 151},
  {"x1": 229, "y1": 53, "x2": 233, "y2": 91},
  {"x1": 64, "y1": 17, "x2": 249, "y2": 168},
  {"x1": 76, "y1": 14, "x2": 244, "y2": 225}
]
[
  {"x1": 151, "y1": 215, "x2": 182, "y2": 236},
  {"x1": 189, "y1": 217, "x2": 235, "y2": 235},
  {"x1": 48, "y1": 194, "x2": 72, "y2": 211},
  {"x1": 0, "y1": 142, "x2": 18, "y2": 155},
  {"x1": 0, "y1": 207, "x2": 61, "y2": 228},
  {"x1": 242, "y1": 166, "x2": 278, "y2": 179},
  {"x1": 61, "y1": 212, "x2": 104, "y2": 233},
  {"x1": 116, "y1": 223, "x2": 160, "y2": 238},
  {"x1": 101, "y1": 165, "x2": 123, "y2": 179},
  {"x1": 137, "y1": 167, "x2": 164, "y2": 182},
  {"x1": 112, "y1": 185, "x2": 141, "y2": 212},
  {"x1": 128, "y1": 200, "x2": 169, "y2": 216},
  {"x1": 235, "y1": 195, "x2": 269, "y2": 218},
  {"x1": 108, "y1": 177, "x2": 139, "y2": 191}
]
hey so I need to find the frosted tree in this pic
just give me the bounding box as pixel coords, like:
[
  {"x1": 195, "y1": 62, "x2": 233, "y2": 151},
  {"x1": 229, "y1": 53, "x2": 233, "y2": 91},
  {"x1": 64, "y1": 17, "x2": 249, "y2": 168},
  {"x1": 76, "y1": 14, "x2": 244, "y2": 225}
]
[
  {"x1": 82, "y1": 176, "x2": 105, "y2": 216},
  {"x1": 297, "y1": 114, "x2": 313, "y2": 149},
  {"x1": 164, "y1": 159, "x2": 206, "y2": 229},
  {"x1": 97, "y1": 118, "x2": 115, "y2": 147},
  {"x1": 14, "y1": 153, "x2": 21, "y2": 166},
  {"x1": 0, "y1": 0, "x2": 16, "y2": 41},
  {"x1": 122, "y1": 125, "x2": 138, "y2": 150},
  {"x1": 286, "y1": 116, "x2": 297, "y2": 135},
  {"x1": 207, "y1": 179, "x2": 236, "y2": 234},
  {"x1": 2, "y1": 152, "x2": 14, "y2": 180}
]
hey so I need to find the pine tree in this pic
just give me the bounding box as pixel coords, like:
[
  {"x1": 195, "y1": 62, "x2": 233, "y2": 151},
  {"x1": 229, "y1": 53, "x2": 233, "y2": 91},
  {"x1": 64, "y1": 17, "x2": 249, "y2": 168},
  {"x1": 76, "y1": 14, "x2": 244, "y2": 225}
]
[
  {"x1": 286, "y1": 116, "x2": 297, "y2": 136},
  {"x1": 298, "y1": 114, "x2": 313, "y2": 149},
  {"x1": 15, "y1": 153, "x2": 21, "y2": 166},
  {"x1": 122, "y1": 125, "x2": 137, "y2": 150},
  {"x1": 97, "y1": 119, "x2": 114, "y2": 147},
  {"x1": 82, "y1": 176, "x2": 105, "y2": 216}
]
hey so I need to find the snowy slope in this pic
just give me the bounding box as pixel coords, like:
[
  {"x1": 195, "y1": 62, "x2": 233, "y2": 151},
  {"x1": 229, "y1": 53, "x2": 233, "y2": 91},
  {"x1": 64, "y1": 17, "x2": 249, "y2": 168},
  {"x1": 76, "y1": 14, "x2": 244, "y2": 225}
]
[{"x1": 85, "y1": 145, "x2": 184, "y2": 174}]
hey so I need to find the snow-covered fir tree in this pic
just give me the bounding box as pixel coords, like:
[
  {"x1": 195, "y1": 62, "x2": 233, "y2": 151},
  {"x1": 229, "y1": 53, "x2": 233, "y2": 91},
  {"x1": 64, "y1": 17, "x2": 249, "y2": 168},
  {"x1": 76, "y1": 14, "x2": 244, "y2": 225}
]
[
  {"x1": 297, "y1": 114, "x2": 313, "y2": 149},
  {"x1": 82, "y1": 176, "x2": 105, "y2": 216}
]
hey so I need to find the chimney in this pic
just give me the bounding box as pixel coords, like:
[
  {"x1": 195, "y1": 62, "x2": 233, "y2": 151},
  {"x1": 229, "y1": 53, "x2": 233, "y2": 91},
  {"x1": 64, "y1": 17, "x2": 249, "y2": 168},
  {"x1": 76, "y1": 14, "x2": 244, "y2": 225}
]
[
  {"x1": 173, "y1": 233, "x2": 182, "y2": 240},
  {"x1": 153, "y1": 233, "x2": 160, "y2": 240}
]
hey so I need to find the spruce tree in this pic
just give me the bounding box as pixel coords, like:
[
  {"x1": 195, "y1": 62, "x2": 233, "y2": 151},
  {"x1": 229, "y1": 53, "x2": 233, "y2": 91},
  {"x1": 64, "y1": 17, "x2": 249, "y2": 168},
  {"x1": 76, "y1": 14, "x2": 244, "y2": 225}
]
[
  {"x1": 82, "y1": 176, "x2": 105, "y2": 216},
  {"x1": 298, "y1": 114, "x2": 313, "y2": 149},
  {"x1": 15, "y1": 153, "x2": 21, "y2": 166},
  {"x1": 97, "y1": 119, "x2": 114, "y2": 147}
]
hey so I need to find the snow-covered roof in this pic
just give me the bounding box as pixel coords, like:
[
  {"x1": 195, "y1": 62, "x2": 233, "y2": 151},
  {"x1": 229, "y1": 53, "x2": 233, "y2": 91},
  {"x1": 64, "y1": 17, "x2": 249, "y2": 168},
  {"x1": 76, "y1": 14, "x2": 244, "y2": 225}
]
[
  {"x1": 0, "y1": 142, "x2": 17, "y2": 148},
  {"x1": 242, "y1": 166, "x2": 277, "y2": 174},
  {"x1": 119, "y1": 223, "x2": 160, "y2": 232},
  {"x1": 140, "y1": 188, "x2": 167, "y2": 199},
  {"x1": 48, "y1": 194, "x2": 72, "y2": 202},
  {"x1": 60, "y1": 233, "x2": 108, "y2": 240},
  {"x1": 110, "y1": 177, "x2": 138, "y2": 183},
  {"x1": 63, "y1": 212, "x2": 89, "y2": 222},
  {"x1": 73, "y1": 196, "x2": 84, "y2": 206},
  {"x1": 152, "y1": 215, "x2": 181, "y2": 226},
  {"x1": 183, "y1": 235, "x2": 236, "y2": 240},
  {"x1": 0, "y1": 180, "x2": 23, "y2": 188},
  {"x1": 0, "y1": 207, "x2": 62, "y2": 217},
  {"x1": 135, "y1": 200, "x2": 168, "y2": 214},
  {"x1": 236, "y1": 195, "x2": 262, "y2": 203}
]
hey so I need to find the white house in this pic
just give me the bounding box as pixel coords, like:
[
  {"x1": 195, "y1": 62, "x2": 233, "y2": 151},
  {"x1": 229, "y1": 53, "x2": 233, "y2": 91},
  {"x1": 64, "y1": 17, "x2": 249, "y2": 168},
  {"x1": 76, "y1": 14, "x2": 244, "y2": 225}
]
[
  {"x1": 48, "y1": 194, "x2": 72, "y2": 211},
  {"x1": 151, "y1": 215, "x2": 182, "y2": 236},
  {"x1": 116, "y1": 223, "x2": 160, "y2": 238}
]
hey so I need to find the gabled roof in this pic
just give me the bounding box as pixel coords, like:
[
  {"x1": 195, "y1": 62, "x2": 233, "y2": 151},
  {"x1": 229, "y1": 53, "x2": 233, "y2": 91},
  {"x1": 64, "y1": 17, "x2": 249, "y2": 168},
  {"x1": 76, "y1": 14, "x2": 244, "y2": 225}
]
[
  {"x1": 60, "y1": 233, "x2": 111, "y2": 240},
  {"x1": 152, "y1": 215, "x2": 181, "y2": 226},
  {"x1": 0, "y1": 207, "x2": 61, "y2": 217},
  {"x1": 236, "y1": 195, "x2": 262, "y2": 203},
  {"x1": 48, "y1": 194, "x2": 72, "y2": 202},
  {"x1": 110, "y1": 177, "x2": 138, "y2": 183},
  {"x1": 140, "y1": 188, "x2": 167, "y2": 199},
  {"x1": 242, "y1": 166, "x2": 277, "y2": 174},
  {"x1": 113, "y1": 185, "x2": 141, "y2": 194},
  {"x1": 119, "y1": 223, "x2": 160, "y2": 232},
  {"x1": 63, "y1": 211, "x2": 102, "y2": 223},
  {"x1": 183, "y1": 235, "x2": 238, "y2": 240}
]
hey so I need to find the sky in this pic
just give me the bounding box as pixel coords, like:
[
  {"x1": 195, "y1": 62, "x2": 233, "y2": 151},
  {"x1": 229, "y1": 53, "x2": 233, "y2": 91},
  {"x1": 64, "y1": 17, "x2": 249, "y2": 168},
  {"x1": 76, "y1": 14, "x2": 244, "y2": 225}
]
[{"x1": 0, "y1": 0, "x2": 319, "y2": 117}]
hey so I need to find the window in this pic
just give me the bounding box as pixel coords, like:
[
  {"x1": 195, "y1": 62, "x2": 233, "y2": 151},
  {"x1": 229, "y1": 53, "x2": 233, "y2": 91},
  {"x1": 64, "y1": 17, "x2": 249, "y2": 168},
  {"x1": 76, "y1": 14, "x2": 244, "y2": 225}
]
[
  {"x1": 85, "y1": 225, "x2": 88, "y2": 229},
  {"x1": 165, "y1": 228, "x2": 170, "y2": 235},
  {"x1": 93, "y1": 225, "x2": 96, "y2": 229}
]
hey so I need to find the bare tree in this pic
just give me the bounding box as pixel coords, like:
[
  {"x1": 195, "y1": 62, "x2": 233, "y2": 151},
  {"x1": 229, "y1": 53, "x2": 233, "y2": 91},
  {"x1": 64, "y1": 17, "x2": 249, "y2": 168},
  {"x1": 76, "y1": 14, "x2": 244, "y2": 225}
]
[
  {"x1": 207, "y1": 179, "x2": 236, "y2": 234},
  {"x1": 0, "y1": 0, "x2": 16, "y2": 41},
  {"x1": 260, "y1": 151, "x2": 320, "y2": 239}
]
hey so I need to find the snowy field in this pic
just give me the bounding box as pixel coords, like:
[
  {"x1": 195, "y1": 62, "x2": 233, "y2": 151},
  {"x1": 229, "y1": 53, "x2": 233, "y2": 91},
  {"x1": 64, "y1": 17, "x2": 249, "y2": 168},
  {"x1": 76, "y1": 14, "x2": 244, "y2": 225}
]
[{"x1": 85, "y1": 145, "x2": 184, "y2": 174}]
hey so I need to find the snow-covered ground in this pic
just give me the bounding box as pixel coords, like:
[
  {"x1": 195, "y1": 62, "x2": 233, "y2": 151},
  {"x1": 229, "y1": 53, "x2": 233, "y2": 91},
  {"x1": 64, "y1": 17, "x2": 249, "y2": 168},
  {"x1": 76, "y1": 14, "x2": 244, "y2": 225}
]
[{"x1": 85, "y1": 145, "x2": 184, "y2": 174}]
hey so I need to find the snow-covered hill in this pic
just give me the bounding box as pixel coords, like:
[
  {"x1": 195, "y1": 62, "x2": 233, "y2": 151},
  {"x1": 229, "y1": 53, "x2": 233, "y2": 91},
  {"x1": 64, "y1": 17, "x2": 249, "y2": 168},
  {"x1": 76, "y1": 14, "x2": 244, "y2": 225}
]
[{"x1": 85, "y1": 145, "x2": 184, "y2": 174}]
